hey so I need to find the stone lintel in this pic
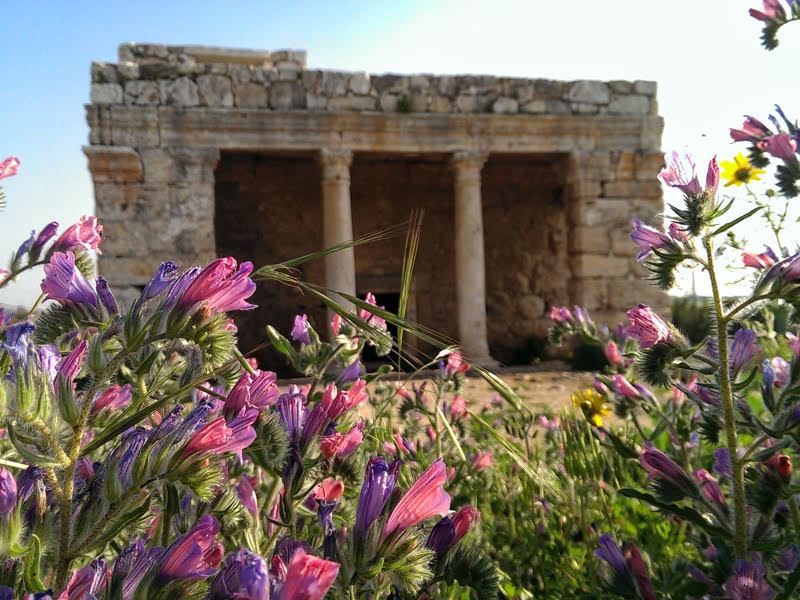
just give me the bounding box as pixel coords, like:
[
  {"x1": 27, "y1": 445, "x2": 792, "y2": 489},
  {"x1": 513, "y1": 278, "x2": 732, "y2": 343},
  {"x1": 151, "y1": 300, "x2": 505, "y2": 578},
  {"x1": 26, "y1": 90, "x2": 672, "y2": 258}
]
[{"x1": 83, "y1": 145, "x2": 143, "y2": 182}]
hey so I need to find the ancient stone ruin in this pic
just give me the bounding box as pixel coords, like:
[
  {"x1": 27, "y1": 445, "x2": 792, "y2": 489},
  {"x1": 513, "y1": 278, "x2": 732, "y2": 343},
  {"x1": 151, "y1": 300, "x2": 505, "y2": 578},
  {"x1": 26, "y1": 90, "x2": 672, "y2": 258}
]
[{"x1": 85, "y1": 43, "x2": 666, "y2": 370}]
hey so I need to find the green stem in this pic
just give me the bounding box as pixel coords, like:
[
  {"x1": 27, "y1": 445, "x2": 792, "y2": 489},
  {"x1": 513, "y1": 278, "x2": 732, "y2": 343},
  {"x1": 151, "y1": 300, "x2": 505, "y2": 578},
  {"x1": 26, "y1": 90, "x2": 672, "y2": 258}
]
[
  {"x1": 26, "y1": 292, "x2": 47, "y2": 317},
  {"x1": 726, "y1": 294, "x2": 772, "y2": 322},
  {"x1": 704, "y1": 236, "x2": 747, "y2": 558}
]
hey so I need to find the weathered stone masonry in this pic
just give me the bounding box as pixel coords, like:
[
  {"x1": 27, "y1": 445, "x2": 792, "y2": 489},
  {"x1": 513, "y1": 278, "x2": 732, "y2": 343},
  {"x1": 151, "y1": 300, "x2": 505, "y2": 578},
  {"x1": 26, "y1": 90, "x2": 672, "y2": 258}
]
[{"x1": 85, "y1": 43, "x2": 667, "y2": 368}]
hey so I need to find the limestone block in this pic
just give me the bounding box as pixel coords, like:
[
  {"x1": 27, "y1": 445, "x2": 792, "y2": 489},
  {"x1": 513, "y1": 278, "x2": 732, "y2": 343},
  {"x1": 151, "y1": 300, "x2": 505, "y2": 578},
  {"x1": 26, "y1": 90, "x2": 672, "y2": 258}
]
[
  {"x1": 328, "y1": 95, "x2": 377, "y2": 111},
  {"x1": 634, "y1": 80, "x2": 657, "y2": 95},
  {"x1": 91, "y1": 83, "x2": 123, "y2": 105},
  {"x1": 86, "y1": 105, "x2": 111, "y2": 145},
  {"x1": 571, "y1": 277, "x2": 609, "y2": 311},
  {"x1": 520, "y1": 100, "x2": 547, "y2": 114},
  {"x1": 570, "y1": 226, "x2": 610, "y2": 253},
  {"x1": 349, "y1": 72, "x2": 371, "y2": 95},
  {"x1": 573, "y1": 199, "x2": 632, "y2": 227},
  {"x1": 92, "y1": 182, "x2": 145, "y2": 220},
  {"x1": 91, "y1": 62, "x2": 119, "y2": 84},
  {"x1": 606, "y1": 278, "x2": 667, "y2": 311},
  {"x1": 230, "y1": 65, "x2": 253, "y2": 85},
  {"x1": 533, "y1": 79, "x2": 564, "y2": 100},
  {"x1": 124, "y1": 81, "x2": 160, "y2": 105},
  {"x1": 571, "y1": 255, "x2": 630, "y2": 278},
  {"x1": 138, "y1": 147, "x2": 172, "y2": 182},
  {"x1": 571, "y1": 101, "x2": 599, "y2": 114},
  {"x1": 428, "y1": 95, "x2": 452, "y2": 112},
  {"x1": 635, "y1": 152, "x2": 665, "y2": 181},
  {"x1": 409, "y1": 93, "x2": 430, "y2": 112},
  {"x1": 101, "y1": 255, "x2": 170, "y2": 286},
  {"x1": 518, "y1": 294, "x2": 545, "y2": 320},
  {"x1": 568, "y1": 180, "x2": 603, "y2": 199},
  {"x1": 608, "y1": 80, "x2": 632, "y2": 93},
  {"x1": 208, "y1": 64, "x2": 230, "y2": 75},
  {"x1": 493, "y1": 97, "x2": 518, "y2": 114},
  {"x1": 608, "y1": 95, "x2": 650, "y2": 115},
  {"x1": 565, "y1": 80, "x2": 610, "y2": 104},
  {"x1": 83, "y1": 146, "x2": 142, "y2": 183},
  {"x1": 409, "y1": 75, "x2": 430, "y2": 91},
  {"x1": 455, "y1": 94, "x2": 479, "y2": 112},
  {"x1": 610, "y1": 228, "x2": 635, "y2": 256},
  {"x1": 371, "y1": 74, "x2": 409, "y2": 94},
  {"x1": 437, "y1": 76, "x2": 456, "y2": 96},
  {"x1": 177, "y1": 54, "x2": 204, "y2": 76},
  {"x1": 603, "y1": 180, "x2": 662, "y2": 198},
  {"x1": 109, "y1": 106, "x2": 159, "y2": 146},
  {"x1": 305, "y1": 93, "x2": 328, "y2": 110},
  {"x1": 378, "y1": 93, "x2": 398, "y2": 112},
  {"x1": 613, "y1": 152, "x2": 636, "y2": 181},
  {"x1": 234, "y1": 82, "x2": 268, "y2": 107},
  {"x1": 139, "y1": 62, "x2": 178, "y2": 80},
  {"x1": 321, "y1": 71, "x2": 348, "y2": 96},
  {"x1": 252, "y1": 67, "x2": 271, "y2": 83},
  {"x1": 160, "y1": 77, "x2": 199, "y2": 106},
  {"x1": 101, "y1": 219, "x2": 166, "y2": 257},
  {"x1": 118, "y1": 61, "x2": 140, "y2": 80},
  {"x1": 168, "y1": 148, "x2": 220, "y2": 183},
  {"x1": 276, "y1": 66, "x2": 301, "y2": 81},
  {"x1": 198, "y1": 74, "x2": 234, "y2": 106},
  {"x1": 270, "y1": 49, "x2": 307, "y2": 67},
  {"x1": 511, "y1": 83, "x2": 535, "y2": 103},
  {"x1": 270, "y1": 82, "x2": 305, "y2": 109}
]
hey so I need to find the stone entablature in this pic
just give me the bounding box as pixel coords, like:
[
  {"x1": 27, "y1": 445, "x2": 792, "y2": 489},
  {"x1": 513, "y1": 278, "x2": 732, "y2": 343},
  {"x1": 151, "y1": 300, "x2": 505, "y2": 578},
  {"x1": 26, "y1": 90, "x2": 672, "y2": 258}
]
[
  {"x1": 85, "y1": 44, "x2": 667, "y2": 367},
  {"x1": 90, "y1": 43, "x2": 657, "y2": 117}
]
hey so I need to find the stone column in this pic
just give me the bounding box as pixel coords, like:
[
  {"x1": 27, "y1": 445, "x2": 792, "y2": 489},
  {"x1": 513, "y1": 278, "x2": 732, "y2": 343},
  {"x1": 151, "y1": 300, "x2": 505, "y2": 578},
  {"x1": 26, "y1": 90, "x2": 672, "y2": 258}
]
[
  {"x1": 451, "y1": 151, "x2": 495, "y2": 365},
  {"x1": 318, "y1": 149, "x2": 356, "y2": 323}
]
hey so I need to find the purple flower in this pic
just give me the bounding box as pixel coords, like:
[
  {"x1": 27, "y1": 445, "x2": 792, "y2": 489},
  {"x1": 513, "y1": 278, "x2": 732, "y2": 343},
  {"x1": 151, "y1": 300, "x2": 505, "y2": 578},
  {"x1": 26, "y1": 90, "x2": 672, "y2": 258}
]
[
  {"x1": 354, "y1": 457, "x2": 401, "y2": 539},
  {"x1": 723, "y1": 560, "x2": 775, "y2": 600},
  {"x1": 237, "y1": 476, "x2": 258, "y2": 518},
  {"x1": 713, "y1": 448, "x2": 734, "y2": 479},
  {"x1": 549, "y1": 306, "x2": 572, "y2": 324},
  {"x1": 639, "y1": 444, "x2": 696, "y2": 497},
  {"x1": 111, "y1": 539, "x2": 165, "y2": 600},
  {"x1": 41, "y1": 251, "x2": 98, "y2": 308},
  {"x1": 210, "y1": 548, "x2": 270, "y2": 600},
  {"x1": 757, "y1": 132, "x2": 798, "y2": 162},
  {"x1": 222, "y1": 370, "x2": 279, "y2": 420},
  {"x1": 159, "y1": 514, "x2": 223, "y2": 580},
  {"x1": 37, "y1": 344, "x2": 60, "y2": 382},
  {"x1": 604, "y1": 342, "x2": 623, "y2": 367},
  {"x1": 658, "y1": 151, "x2": 701, "y2": 196},
  {"x1": 0, "y1": 586, "x2": 11, "y2": 600},
  {"x1": 336, "y1": 360, "x2": 362, "y2": 386},
  {"x1": 31, "y1": 221, "x2": 58, "y2": 255},
  {"x1": 0, "y1": 467, "x2": 17, "y2": 517},
  {"x1": 730, "y1": 329, "x2": 760, "y2": 373},
  {"x1": 13, "y1": 231, "x2": 35, "y2": 266},
  {"x1": 626, "y1": 305, "x2": 672, "y2": 348},
  {"x1": 51, "y1": 216, "x2": 103, "y2": 254},
  {"x1": 160, "y1": 266, "x2": 200, "y2": 312},
  {"x1": 788, "y1": 330, "x2": 800, "y2": 356},
  {"x1": 60, "y1": 557, "x2": 109, "y2": 599},
  {"x1": 57, "y1": 340, "x2": 87, "y2": 383},
  {"x1": 426, "y1": 517, "x2": 456, "y2": 556},
  {"x1": 763, "y1": 357, "x2": 790, "y2": 389},
  {"x1": 276, "y1": 386, "x2": 309, "y2": 440},
  {"x1": 1, "y1": 321, "x2": 36, "y2": 369},
  {"x1": 611, "y1": 374, "x2": 639, "y2": 399},
  {"x1": 596, "y1": 533, "x2": 629, "y2": 578},
  {"x1": 96, "y1": 277, "x2": 119, "y2": 315},
  {"x1": 694, "y1": 469, "x2": 726, "y2": 508},
  {"x1": 291, "y1": 314, "x2": 312, "y2": 345},
  {"x1": 630, "y1": 218, "x2": 674, "y2": 260},
  {"x1": 730, "y1": 115, "x2": 772, "y2": 142}
]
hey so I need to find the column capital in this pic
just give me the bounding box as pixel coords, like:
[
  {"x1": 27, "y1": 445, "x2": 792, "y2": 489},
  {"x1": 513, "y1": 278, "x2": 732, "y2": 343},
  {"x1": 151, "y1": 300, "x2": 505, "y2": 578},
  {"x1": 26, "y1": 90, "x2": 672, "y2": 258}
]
[
  {"x1": 83, "y1": 146, "x2": 143, "y2": 183},
  {"x1": 318, "y1": 148, "x2": 353, "y2": 183},
  {"x1": 451, "y1": 150, "x2": 488, "y2": 185}
]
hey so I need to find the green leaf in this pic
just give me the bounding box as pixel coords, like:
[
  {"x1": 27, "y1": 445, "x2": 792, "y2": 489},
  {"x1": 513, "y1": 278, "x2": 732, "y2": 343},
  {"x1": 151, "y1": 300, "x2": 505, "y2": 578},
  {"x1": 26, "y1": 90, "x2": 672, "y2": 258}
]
[
  {"x1": 437, "y1": 405, "x2": 467, "y2": 463},
  {"x1": 84, "y1": 497, "x2": 152, "y2": 554},
  {"x1": 710, "y1": 206, "x2": 762, "y2": 237},
  {"x1": 6, "y1": 422, "x2": 67, "y2": 467},
  {"x1": 23, "y1": 535, "x2": 46, "y2": 593},
  {"x1": 618, "y1": 488, "x2": 730, "y2": 538}
]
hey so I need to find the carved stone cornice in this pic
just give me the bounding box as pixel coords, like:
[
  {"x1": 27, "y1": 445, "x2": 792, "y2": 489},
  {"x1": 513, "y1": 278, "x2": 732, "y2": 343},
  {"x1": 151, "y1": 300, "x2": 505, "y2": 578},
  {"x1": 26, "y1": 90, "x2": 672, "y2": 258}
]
[{"x1": 451, "y1": 150, "x2": 488, "y2": 186}]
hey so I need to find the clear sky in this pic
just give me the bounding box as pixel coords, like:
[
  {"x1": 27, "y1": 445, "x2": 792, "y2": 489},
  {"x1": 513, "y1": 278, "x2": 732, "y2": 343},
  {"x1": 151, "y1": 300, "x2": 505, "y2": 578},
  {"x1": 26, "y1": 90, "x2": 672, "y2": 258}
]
[{"x1": 1, "y1": 0, "x2": 798, "y2": 306}]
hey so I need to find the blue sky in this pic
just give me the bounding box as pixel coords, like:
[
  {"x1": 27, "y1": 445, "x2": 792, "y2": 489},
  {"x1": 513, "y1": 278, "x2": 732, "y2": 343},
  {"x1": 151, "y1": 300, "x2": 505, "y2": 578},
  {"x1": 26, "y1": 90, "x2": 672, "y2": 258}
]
[{"x1": 1, "y1": 0, "x2": 798, "y2": 305}]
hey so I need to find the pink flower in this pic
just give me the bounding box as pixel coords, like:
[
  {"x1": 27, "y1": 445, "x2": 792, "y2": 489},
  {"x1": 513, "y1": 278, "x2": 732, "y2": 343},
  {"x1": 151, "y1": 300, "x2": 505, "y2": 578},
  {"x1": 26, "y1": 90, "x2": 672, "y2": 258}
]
[
  {"x1": 450, "y1": 395, "x2": 468, "y2": 419},
  {"x1": 359, "y1": 292, "x2": 387, "y2": 330},
  {"x1": 612, "y1": 374, "x2": 639, "y2": 399},
  {"x1": 658, "y1": 151, "x2": 701, "y2": 196},
  {"x1": 604, "y1": 342, "x2": 623, "y2": 367},
  {"x1": 730, "y1": 115, "x2": 771, "y2": 142},
  {"x1": 669, "y1": 222, "x2": 689, "y2": 242},
  {"x1": 52, "y1": 216, "x2": 103, "y2": 254},
  {"x1": 451, "y1": 505, "x2": 480, "y2": 545},
  {"x1": 321, "y1": 379, "x2": 368, "y2": 421},
  {"x1": 177, "y1": 257, "x2": 257, "y2": 315},
  {"x1": 0, "y1": 157, "x2": 19, "y2": 180},
  {"x1": 93, "y1": 384, "x2": 132, "y2": 414},
  {"x1": 223, "y1": 369, "x2": 279, "y2": 419},
  {"x1": 626, "y1": 305, "x2": 672, "y2": 348},
  {"x1": 182, "y1": 411, "x2": 258, "y2": 458},
  {"x1": 336, "y1": 422, "x2": 365, "y2": 457},
  {"x1": 787, "y1": 331, "x2": 800, "y2": 356},
  {"x1": 471, "y1": 451, "x2": 493, "y2": 471},
  {"x1": 750, "y1": 0, "x2": 786, "y2": 21},
  {"x1": 743, "y1": 247, "x2": 778, "y2": 269},
  {"x1": 331, "y1": 314, "x2": 343, "y2": 335},
  {"x1": 757, "y1": 132, "x2": 798, "y2": 162},
  {"x1": 382, "y1": 458, "x2": 451, "y2": 540},
  {"x1": 0, "y1": 270, "x2": 9, "y2": 285},
  {"x1": 443, "y1": 351, "x2": 469, "y2": 377},
  {"x1": 237, "y1": 476, "x2": 258, "y2": 518},
  {"x1": 313, "y1": 478, "x2": 345, "y2": 503},
  {"x1": 57, "y1": 340, "x2": 88, "y2": 382},
  {"x1": 159, "y1": 514, "x2": 224, "y2": 580},
  {"x1": 57, "y1": 558, "x2": 109, "y2": 600},
  {"x1": 549, "y1": 305, "x2": 572, "y2": 324},
  {"x1": 280, "y1": 551, "x2": 339, "y2": 600}
]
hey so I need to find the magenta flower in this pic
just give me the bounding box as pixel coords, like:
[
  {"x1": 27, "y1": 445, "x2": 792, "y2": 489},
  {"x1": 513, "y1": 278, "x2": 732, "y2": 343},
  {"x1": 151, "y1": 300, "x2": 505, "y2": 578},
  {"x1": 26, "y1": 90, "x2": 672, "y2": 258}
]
[
  {"x1": 631, "y1": 218, "x2": 675, "y2": 260},
  {"x1": 159, "y1": 514, "x2": 223, "y2": 580},
  {"x1": 443, "y1": 351, "x2": 469, "y2": 377},
  {"x1": 471, "y1": 451, "x2": 493, "y2": 471},
  {"x1": 31, "y1": 221, "x2": 58, "y2": 255},
  {"x1": 604, "y1": 342, "x2": 623, "y2": 367},
  {"x1": 750, "y1": 0, "x2": 786, "y2": 21},
  {"x1": 611, "y1": 375, "x2": 639, "y2": 399},
  {"x1": 291, "y1": 314, "x2": 312, "y2": 345},
  {"x1": 322, "y1": 379, "x2": 368, "y2": 421},
  {"x1": 211, "y1": 548, "x2": 270, "y2": 600},
  {"x1": 694, "y1": 469, "x2": 726, "y2": 507},
  {"x1": 58, "y1": 557, "x2": 109, "y2": 600},
  {"x1": 93, "y1": 384, "x2": 132, "y2": 415},
  {"x1": 0, "y1": 157, "x2": 19, "y2": 180},
  {"x1": 321, "y1": 422, "x2": 364, "y2": 459},
  {"x1": 658, "y1": 151, "x2": 701, "y2": 196},
  {"x1": 730, "y1": 115, "x2": 772, "y2": 142},
  {"x1": 757, "y1": 132, "x2": 798, "y2": 162},
  {"x1": 549, "y1": 305, "x2": 572, "y2": 324},
  {"x1": 359, "y1": 292, "x2": 387, "y2": 330},
  {"x1": 41, "y1": 252, "x2": 98, "y2": 308},
  {"x1": 177, "y1": 257, "x2": 257, "y2": 315},
  {"x1": 237, "y1": 475, "x2": 259, "y2": 518},
  {"x1": 626, "y1": 305, "x2": 672, "y2": 348},
  {"x1": 0, "y1": 270, "x2": 8, "y2": 285},
  {"x1": 52, "y1": 215, "x2": 103, "y2": 254},
  {"x1": 57, "y1": 340, "x2": 88, "y2": 383},
  {"x1": 222, "y1": 369, "x2": 279, "y2": 420},
  {"x1": 280, "y1": 551, "x2": 339, "y2": 600},
  {"x1": 181, "y1": 411, "x2": 257, "y2": 459},
  {"x1": 451, "y1": 505, "x2": 479, "y2": 545},
  {"x1": 383, "y1": 458, "x2": 451, "y2": 540},
  {"x1": 723, "y1": 560, "x2": 775, "y2": 600},
  {"x1": 787, "y1": 330, "x2": 800, "y2": 356},
  {"x1": 743, "y1": 247, "x2": 778, "y2": 269}
]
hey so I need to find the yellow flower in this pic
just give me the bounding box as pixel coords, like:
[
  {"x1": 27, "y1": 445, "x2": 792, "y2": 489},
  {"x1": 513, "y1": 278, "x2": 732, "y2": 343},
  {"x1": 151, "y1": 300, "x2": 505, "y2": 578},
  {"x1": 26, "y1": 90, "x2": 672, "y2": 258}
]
[
  {"x1": 718, "y1": 153, "x2": 766, "y2": 187},
  {"x1": 571, "y1": 389, "x2": 611, "y2": 426}
]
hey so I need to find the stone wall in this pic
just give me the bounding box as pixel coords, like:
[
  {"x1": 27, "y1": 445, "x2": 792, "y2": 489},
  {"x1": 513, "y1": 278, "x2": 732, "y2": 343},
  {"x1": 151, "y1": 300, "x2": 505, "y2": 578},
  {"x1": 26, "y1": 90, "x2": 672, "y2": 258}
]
[{"x1": 85, "y1": 43, "x2": 668, "y2": 369}]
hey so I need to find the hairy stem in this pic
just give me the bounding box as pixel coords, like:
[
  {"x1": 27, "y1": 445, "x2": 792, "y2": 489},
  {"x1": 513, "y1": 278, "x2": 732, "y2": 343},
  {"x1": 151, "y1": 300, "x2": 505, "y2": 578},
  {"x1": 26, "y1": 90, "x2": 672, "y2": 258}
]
[{"x1": 704, "y1": 236, "x2": 747, "y2": 558}]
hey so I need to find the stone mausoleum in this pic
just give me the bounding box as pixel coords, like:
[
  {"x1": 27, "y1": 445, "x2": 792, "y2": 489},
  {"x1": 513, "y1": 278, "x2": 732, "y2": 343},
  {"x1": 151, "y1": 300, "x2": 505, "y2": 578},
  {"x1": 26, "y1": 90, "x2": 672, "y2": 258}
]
[{"x1": 85, "y1": 43, "x2": 667, "y2": 370}]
